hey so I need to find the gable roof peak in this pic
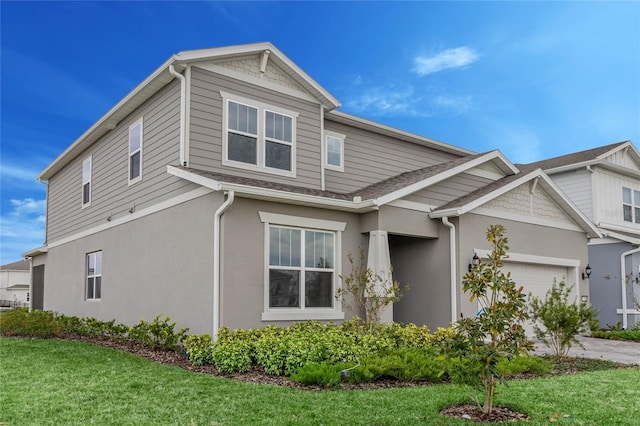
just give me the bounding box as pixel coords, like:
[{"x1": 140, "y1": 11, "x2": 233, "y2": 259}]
[{"x1": 518, "y1": 140, "x2": 634, "y2": 172}]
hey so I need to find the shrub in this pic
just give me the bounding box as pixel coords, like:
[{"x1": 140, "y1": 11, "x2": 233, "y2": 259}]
[
  {"x1": 362, "y1": 347, "x2": 446, "y2": 382},
  {"x1": 184, "y1": 334, "x2": 214, "y2": 366},
  {"x1": 335, "y1": 249, "x2": 406, "y2": 331},
  {"x1": 529, "y1": 280, "x2": 597, "y2": 358},
  {"x1": 289, "y1": 362, "x2": 354, "y2": 388},
  {"x1": 591, "y1": 329, "x2": 640, "y2": 342},
  {"x1": 212, "y1": 327, "x2": 260, "y2": 373},
  {"x1": 497, "y1": 356, "x2": 553, "y2": 376},
  {"x1": 128, "y1": 315, "x2": 188, "y2": 351},
  {"x1": 0, "y1": 308, "x2": 62, "y2": 338}
]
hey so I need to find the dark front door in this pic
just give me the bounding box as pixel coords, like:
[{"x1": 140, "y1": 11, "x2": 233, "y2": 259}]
[{"x1": 32, "y1": 265, "x2": 44, "y2": 310}]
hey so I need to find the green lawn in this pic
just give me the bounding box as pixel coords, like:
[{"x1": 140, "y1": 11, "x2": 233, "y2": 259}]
[{"x1": 1, "y1": 337, "x2": 639, "y2": 425}]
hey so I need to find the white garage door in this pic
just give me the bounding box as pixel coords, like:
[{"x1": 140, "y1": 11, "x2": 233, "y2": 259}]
[{"x1": 498, "y1": 262, "x2": 576, "y2": 336}]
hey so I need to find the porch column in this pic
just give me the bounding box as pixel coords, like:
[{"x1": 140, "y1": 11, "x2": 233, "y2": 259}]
[{"x1": 367, "y1": 230, "x2": 393, "y2": 324}]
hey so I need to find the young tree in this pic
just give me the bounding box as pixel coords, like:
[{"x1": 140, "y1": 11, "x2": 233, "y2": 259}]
[
  {"x1": 335, "y1": 249, "x2": 405, "y2": 331},
  {"x1": 443, "y1": 224, "x2": 532, "y2": 414},
  {"x1": 529, "y1": 279, "x2": 597, "y2": 358}
]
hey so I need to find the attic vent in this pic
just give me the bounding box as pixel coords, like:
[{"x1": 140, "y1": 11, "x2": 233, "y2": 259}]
[{"x1": 260, "y1": 50, "x2": 271, "y2": 73}]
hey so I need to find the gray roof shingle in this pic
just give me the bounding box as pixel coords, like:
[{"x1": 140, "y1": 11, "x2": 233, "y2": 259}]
[{"x1": 517, "y1": 141, "x2": 628, "y2": 171}]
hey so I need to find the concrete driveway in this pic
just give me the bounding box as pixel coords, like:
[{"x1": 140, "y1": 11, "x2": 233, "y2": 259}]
[{"x1": 533, "y1": 336, "x2": 639, "y2": 364}]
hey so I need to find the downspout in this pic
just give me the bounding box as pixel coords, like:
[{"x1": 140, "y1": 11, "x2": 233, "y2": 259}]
[
  {"x1": 320, "y1": 105, "x2": 326, "y2": 191},
  {"x1": 168, "y1": 64, "x2": 187, "y2": 166},
  {"x1": 620, "y1": 246, "x2": 640, "y2": 329},
  {"x1": 27, "y1": 257, "x2": 33, "y2": 312},
  {"x1": 213, "y1": 191, "x2": 235, "y2": 340},
  {"x1": 441, "y1": 217, "x2": 457, "y2": 324}
]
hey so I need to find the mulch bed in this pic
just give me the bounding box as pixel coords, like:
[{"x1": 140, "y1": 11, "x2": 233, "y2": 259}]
[{"x1": 441, "y1": 404, "x2": 530, "y2": 422}]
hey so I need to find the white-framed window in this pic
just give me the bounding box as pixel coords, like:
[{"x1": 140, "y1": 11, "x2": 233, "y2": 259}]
[
  {"x1": 622, "y1": 187, "x2": 640, "y2": 223},
  {"x1": 222, "y1": 92, "x2": 297, "y2": 177},
  {"x1": 86, "y1": 251, "x2": 102, "y2": 300},
  {"x1": 324, "y1": 131, "x2": 345, "y2": 172},
  {"x1": 82, "y1": 156, "x2": 92, "y2": 207},
  {"x1": 129, "y1": 118, "x2": 143, "y2": 185},
  {"x1": 259, "y1": 212, "x2": 346, "y2": 321}
]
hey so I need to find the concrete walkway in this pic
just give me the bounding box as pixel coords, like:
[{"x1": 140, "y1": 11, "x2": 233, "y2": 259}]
[{"x1": 532, "y1": 336, "x2": 639, "y2": 364}]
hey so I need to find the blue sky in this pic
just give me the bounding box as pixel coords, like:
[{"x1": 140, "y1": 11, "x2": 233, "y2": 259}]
[{"x1": 1, "y1": 1, "x2": 639, "y2": 264}]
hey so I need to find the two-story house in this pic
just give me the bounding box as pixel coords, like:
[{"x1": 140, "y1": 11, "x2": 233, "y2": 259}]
[
  {"x1": 24, "y1": 42, "x2": 598, "y2": 336},
  {"x1": 524, "y1": 141, "x2": 640, "y2": 329}
]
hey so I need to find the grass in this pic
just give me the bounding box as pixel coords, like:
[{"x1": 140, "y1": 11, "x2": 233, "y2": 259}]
[{"x1": 1, "y1": 337, "x2": 639, "y2": 425}]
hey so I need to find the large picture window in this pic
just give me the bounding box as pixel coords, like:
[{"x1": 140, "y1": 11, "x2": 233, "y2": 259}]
[
  {"x1": 82, "y1": 156, "x2": 91, "y2": 207},
  {"x1": 222, "y1": 92, "x2": 297, "y2": 177},
  {"x1": 86, "y1": 251, "x2": 102, "y2": 300},
  {"x1": 129, "y1": 119, "x2": 143, "y2": 184},
  {"x1": 268, "y1": 226, "x2": 334, "y2": 309},
  {"x1": 259, "y1": 212, "x2": 346, "y2": 321}
]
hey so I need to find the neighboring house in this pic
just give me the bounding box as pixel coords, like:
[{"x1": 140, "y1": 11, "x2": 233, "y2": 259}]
[
  {"x1": 0, "y1": 260, "x2": 31, "y2": 308},
  {"x1": 23, "y1": 42, "x2": 598, "y2": 336},
  {"x1": 523, "y1": 141, "x2": 640, "y2": 329}
]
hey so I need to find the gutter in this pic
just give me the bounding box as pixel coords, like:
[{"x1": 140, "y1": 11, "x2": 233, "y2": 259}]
[
  {"x1": 213, "y1": 191, "x2": 235, "y2": 340},
  {"x1": 620, "y1": 247, "x2": 640, "y2": 329},
  {"x1": 441, "y1": 217, "x2": 457, "y2": 324},
  {"x1": 168, "y1": 64, "x2": 187, "y2": 166}
]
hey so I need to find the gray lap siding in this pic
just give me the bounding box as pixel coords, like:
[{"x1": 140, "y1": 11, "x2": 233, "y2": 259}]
[{"x1": 46, "y1": 80, "x2": 192, "y2": 243}]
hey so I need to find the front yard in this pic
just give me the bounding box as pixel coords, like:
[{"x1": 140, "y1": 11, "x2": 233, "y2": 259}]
[{"x1": 1, "y1": 337, "x2": 639, "y2": 425}]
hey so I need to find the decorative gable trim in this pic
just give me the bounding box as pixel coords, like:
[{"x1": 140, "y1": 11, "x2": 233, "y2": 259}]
[{"x1": 430, "y1": 169, "x2": 601, "y2": 238}]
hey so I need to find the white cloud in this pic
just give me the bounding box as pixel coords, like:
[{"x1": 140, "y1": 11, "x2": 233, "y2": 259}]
[
  {"x1": 345, "y1": 85, "x2": 426, "y2": 117},
  {"x1": 434, "y1": 95, "x2": 473, "y2": 114},
  {"x1": 9, "y1": 198, "x2": 46, "y2": 217},
  {"x1": 413, "y1": 47, "x2": 480, "y2": 76},
  {"x1": 0, "y1": 198, "x2": 46, "y2": 264},
  {"x1": 0, "y1": 165, "x2": 39, "y2": 182}
]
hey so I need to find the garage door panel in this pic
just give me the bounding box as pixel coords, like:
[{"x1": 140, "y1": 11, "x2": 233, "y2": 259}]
[{"x1": 478, "y1": 262, "x2": 576, "y2": 336}]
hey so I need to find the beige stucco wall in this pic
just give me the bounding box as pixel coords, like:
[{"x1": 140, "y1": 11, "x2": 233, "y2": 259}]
[
  {"x1": 457, "y1": 213, "x2": 590, "y2": 318},
  {"x1": 43, "y1": 193, "x2": 220, "y2": 335},
  {"x1": 390, "y1": 221, "x2": 453, "y2": 330},
  {"x1": 220, "y1": 197, "x2": 367, "y2": 330}
]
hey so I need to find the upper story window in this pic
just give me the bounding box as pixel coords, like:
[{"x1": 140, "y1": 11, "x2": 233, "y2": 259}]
[
  {"x1": 129, "y1": 119, "x2": 143, "y2": 185},
  {"x1": 82, "y1": 156, "x2": 92, "y2": 207},
  {"x1": 324, "y1": 131, "x2": 345, "y2": 172},
  {"x1": 86, "y1": 251, "x2": 102, "y2": 300},
  {"x1": 222, "y1": 92, "x2": 297, "y2": 177},
  {"x1": 622, "y1": 187, "x2": 640, "y2": 223}
]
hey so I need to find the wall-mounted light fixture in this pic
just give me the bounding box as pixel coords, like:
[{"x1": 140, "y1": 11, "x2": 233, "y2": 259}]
[
  {"x1": 468, "y1": 253, "x2": 480, "y2": 272},
  {"x1": 582, "y1": 264, "x2": 592, "y2": 280},
  {"x1": 581, "y1": 295, "x2": 589, "y2": 303}
]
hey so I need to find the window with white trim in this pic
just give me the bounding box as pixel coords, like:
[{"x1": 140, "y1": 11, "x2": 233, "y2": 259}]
[
  {"x1": 259, "y1": 212, "x2": 346, "y2": 321},
  {"x1": 222, "y1": 92, "x2": 297, "y2": 176},
  {"x1": 86, "y1": 251, "x2": 102, "y2": 300},
  {"x1": 82, "y1": 157, "x2": 91, "y2": 207},
  {"x1": 622, "y1": 187, "x2": 640, "y2": 223},
  {"x1": 324, "y1": 131, "x2": 345, "y2": 172},
  {"x1": 269, "y1": 226, "x2": 334, "y2": 309},
  {"x1": 129, "y1": 119, "x2": 143, "y2": 184}
]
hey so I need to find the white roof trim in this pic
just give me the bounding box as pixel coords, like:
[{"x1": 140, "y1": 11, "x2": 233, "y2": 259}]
[
  {"x1": 544, "y1": 141, "x2": 638, "y2": 175},
  {"x1": 167, "y1": 166, "x2": 377, "y2": 212},
  {"x1": 38, "y1": 42, "x2": 341, "y2": 181},
  {"x1": 601, "y1": 230, "x2": 640, "y2": 245},
  {"x1": 375, "y1": 150, "x2": 518, "y2": 206},
  {"x1": 429, "y1": 169, "x2": 601, "y2": 238},
  {"x1": 326, "y1": 110, "x2": 475, "y2": 156},
  {"x1": 175, "y1": 42, "x2": 340, "y2": 109},
  {"x1": 21, "y1": 246, "x2": 48, "y2": 258}
]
